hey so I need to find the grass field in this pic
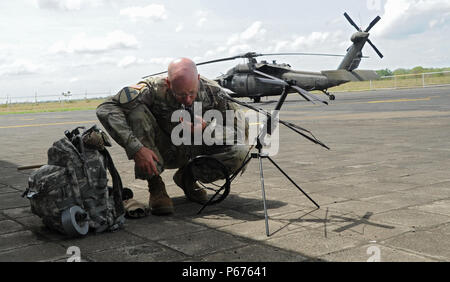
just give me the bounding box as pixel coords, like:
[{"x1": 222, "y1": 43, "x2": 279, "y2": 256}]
[
  {"x1": 330, "y1": 72, "x2": 450, "y2": 92},
  {"x1": 0, "y1": 99, "x2": 104, "y2": 115},
  {"x1": 2, "y1": 73, "x2": 450, "y2": 115}
]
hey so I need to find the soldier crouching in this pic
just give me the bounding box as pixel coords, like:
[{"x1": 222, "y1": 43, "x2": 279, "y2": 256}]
[{"x1": 96, "y1": 58, "x2": 249, "y2": 216}]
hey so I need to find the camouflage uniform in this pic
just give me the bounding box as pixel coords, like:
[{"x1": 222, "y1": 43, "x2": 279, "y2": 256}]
[{"x1": 96, "y1": 76, "x2": 249, "y2": 183}]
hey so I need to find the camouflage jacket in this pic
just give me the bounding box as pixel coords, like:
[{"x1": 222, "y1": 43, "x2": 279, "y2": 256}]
[{"x1": 96, "y1": 76, "x2": 242, "y2": 160}]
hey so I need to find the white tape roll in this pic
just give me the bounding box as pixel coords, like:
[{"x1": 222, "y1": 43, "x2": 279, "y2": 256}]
[{"x1": 61, "y1": 206, "x2": 89, "y2": 237}]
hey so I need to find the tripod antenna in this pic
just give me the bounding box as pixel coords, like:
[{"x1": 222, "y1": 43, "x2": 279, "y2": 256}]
[
  {"x1": 215, "y1": 91, "x2": 330, "y2": 150},
  {"x1": 196, "y1": 71, "x2": 329, "y2": 236},
  {"x1": 195, "y1": 86, "x2": 327, "y2": 236}
]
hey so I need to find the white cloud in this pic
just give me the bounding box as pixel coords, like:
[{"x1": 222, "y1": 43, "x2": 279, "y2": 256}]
[
  {"x1": 4, "y1": 0, "x2": 448, "y2": 101},
  {"x1": 241, "y1": 21, "x2": 266, "y2": 41},
  {"x1": 0, "y1": 59, "x2": 40, "y2": 77},
  {"x1": 197, "y1": 18, "x2": 207, "y2": 27},
  {"x1": 120, "y1": 4, "x2": 167, "y2": 22},
  {"x1": 197, "y1": 21, "x2": 271, "y2": 70},
  {"x1": 203, "y1": 21, "x2": 346, "y2": 63},
  {"x1": 117, "y1": 56, "x2": 145, "y2": 68},
  {"x1": 292, "y1": 32, "x2": 331, "y2": 49},
  {"x1": 49, "y1": 30, "x2": 140, "y2": 54},
  {"x1": 227, "y1": 21, "x2": 266, "y2": 46},
  {"x1": 373, "y1": 0, "x2": 450, "y2": 38},
  {"x1": 195, "y1": 10, "x2": 208, "y2": 16},
  {"x1": 0, "y1": 43, "x2": 16, "y2": 50},
  {"x1": 118, "y1": 56, "x2": 136, "y2": 68},
  {"x1": 175, "y1": 23, "x2": 184, "y2": 33},
  {"x1": 34, "y1": 0, "x2": 104, "y2": 11},
  {"x1": 203, "y1": 21, "x2": 267, "y2": 57},
  {"x1": 228, "y1": 44, "x2": 251, "y2": 55},
  {"x1": 271, "y1": 31, "x2": 346, "y2": 53},
  {"x1": 195, "y1": 10, "x2": 209, "y2": 28},
  {"x1": 204, "y1": 46, "x2": 227, "y2": 58},
  {"x1": 69, "y1": 56, "x2": 117, "y2": 68},
  {"x1": 0, "y1": 44, "x2": 18, "y2": 63},
  {"x1": 149, "y1": 57, "x2": 174, "y2": 66}
]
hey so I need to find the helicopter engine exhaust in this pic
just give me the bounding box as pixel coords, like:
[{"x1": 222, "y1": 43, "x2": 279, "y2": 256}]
[{"x1": 222, "y1": 74, "x2": 285, "y2": 98}]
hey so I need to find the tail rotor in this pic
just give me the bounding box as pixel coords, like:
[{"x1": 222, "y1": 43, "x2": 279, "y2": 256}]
[{"x1": 343, "y1": 12, "x2": 383, "y2": 58}]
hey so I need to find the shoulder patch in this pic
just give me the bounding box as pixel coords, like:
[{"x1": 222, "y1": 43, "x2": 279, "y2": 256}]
[{"x1": 118, "y1": 87, "x2": 140, "y2": 104}]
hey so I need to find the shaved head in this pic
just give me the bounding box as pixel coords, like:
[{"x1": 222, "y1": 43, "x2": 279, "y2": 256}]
[
  {"x1": 166, "y1": 58, "x2": 200, "y2": 106},
  {"x1": 167, "y1": 58, "x2": 198, "y2": 88}
]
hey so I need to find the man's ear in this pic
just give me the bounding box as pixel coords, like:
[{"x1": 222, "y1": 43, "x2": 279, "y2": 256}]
[{"x1": 165, "y1": 77, "x2": 171, "y2": 89}]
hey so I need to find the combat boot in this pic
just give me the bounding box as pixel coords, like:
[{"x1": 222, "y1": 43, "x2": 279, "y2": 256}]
[
  {"x1": 173, "y1": 168, "x2": 208, "y2": 204},
  {"x1": 148, "y1": 175, "x2": 174, "y2": 215}
]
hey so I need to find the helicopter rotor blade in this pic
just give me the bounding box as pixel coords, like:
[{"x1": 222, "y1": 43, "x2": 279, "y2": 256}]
[
  {"x1": 291, "y1": 85, "x2": 329, "y2": 105},
  {"x1": 142, "y1": 51, "x2": 369, "y2": 78},
  {"x1": 196, "y1": 52, "x2": 264, "y2": 66},
  {"x1": 253, "y1": 69, "x2": 328, "y2": 105},
  {"x1": 252, "y1": 70, "x2": 310, "y2": 102},
  {"x1": 259, "y1": 52, "x2": 346, "y2": 58},
  {"x1": 260, "y1": 52, "x2": 369, "y2": 59},
  {"x1": 195, "y1": 55, "x2": 245, "y2": 67},
  {"x1": 367, "y1": 39, "x2": 384, "y2": 58},
  {"x1": 143, "y1": 53, "x2": 259, "y2": 78},
  {"x1": 143, "y1": 55, "x2": 245, "y2": 78},
  {"x1": 344, "y1": 12, "x2": 362, "y2": 32},
  {"x1": 142, "y1": 70, "x2": 168, "y2": 79},
  {"x1": 365, "y1": 15, "x2": 381, "y2": 32},
  {"x1": 215, "y1": 91, "x2": 330, "y2": 150},
  {"x1": 198, "y1": 52, "x2": 349, "y2": 66}
]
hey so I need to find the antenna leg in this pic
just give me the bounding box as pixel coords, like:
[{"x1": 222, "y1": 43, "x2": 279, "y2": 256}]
[
  {"x1": 257, "y1": 151, "x2": 270, "y2": 237},
  {"x1": 267, "y1": 156, "x2": 320, "y2": 209}
]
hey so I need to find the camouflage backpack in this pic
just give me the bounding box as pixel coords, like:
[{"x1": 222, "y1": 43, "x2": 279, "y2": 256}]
[{"x1": 23, "y1": 125, "x2": 131, "y2": 237}]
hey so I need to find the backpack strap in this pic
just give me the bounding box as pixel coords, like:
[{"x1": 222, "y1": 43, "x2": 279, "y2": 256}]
[{"x1": 100, "y1": 148, "x2": 125, "y2": 216}]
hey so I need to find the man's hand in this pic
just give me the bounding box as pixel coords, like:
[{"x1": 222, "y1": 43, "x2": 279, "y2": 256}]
[
  {"x1": 180, "y1": 115, "x2": 206, "y2": 134},
  {"x1": 134, "y1": 147, "x2": 160, "y2": 176}
]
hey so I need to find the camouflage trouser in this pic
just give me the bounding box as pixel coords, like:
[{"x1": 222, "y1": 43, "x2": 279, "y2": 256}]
[{"x1": 128, "y1": 104, "x2": 250, "y2": 183}]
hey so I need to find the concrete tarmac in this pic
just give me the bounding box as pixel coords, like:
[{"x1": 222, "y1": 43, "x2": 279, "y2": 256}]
[{"x1": 0, "y1": 85, "x2": 449, "y2": 262}]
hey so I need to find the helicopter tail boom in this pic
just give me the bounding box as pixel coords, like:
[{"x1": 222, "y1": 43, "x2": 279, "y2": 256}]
[{"x1": 322, "y1": 69, "x2": 379, "y2": 84}]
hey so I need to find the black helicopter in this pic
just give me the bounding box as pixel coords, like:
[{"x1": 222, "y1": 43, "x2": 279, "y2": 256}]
[
  {"x1": 197, "y1": 12, "x2": 384, "y2": 102},
  {"x1": 144, "y1": 12, "x2": 383, "y2": 103}
]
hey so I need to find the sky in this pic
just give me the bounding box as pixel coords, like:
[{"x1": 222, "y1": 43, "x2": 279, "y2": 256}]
[{"x1": 1, "y1": 0, "x2": 450, "y2": 102}]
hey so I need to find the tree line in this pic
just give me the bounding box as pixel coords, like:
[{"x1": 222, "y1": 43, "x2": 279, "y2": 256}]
[{"x1": 376, "y1": 66, "x2": 450, "y2": 77}]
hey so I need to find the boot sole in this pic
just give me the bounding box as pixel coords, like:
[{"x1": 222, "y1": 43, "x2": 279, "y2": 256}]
[
  {"x1": 173, "y1": 171, "x2": 208, "y2": 204},
  {"x1": 186, "y1": 195, "x2": 209, "y2": 205},
  {"x1": 151, "y1": 206, "x2": 174, "y2": 216}
]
